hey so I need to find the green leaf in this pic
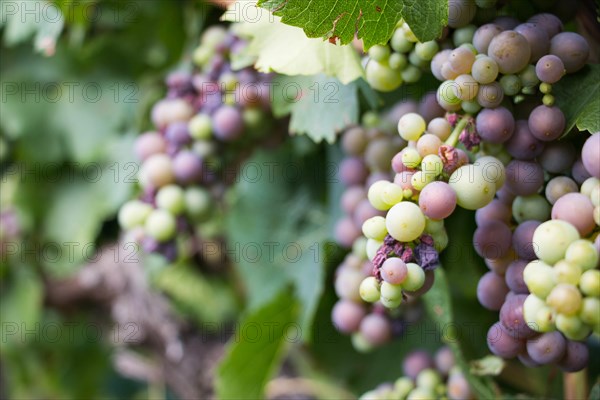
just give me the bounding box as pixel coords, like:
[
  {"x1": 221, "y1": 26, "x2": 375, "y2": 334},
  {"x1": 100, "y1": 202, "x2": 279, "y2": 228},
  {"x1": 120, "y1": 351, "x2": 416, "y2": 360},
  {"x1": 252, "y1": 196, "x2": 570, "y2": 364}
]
[
  {"x1": 223, "y1": 4, "x2": 364, "y2": 84},
  {"x1": 216, "y1": 290, "x2": 298, "y2": 400},
  {"x1": 257, "y1": 0, "x2": 447, "y2": 48},
  {"x1": 271, "y1": 75, "x2": 359, "y2": 143},
  {"x1": 554, "y1": 64, "x2": 600, "y2": 135},
  {"x1": 422, "y1": 268, "x2": 498, "y2": 400}
]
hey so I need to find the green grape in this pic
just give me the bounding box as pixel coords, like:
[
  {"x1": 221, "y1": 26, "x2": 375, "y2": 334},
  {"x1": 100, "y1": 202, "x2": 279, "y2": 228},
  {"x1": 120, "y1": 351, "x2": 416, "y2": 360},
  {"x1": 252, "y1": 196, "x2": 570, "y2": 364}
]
[
  {"x1": 352, "y1": 333, "x2": 375, "y2": 353},
  {"x1": 546, "y1": 284, "x2": 582, "y2": 315},
  {"x1": 556, "y1": 314, "x2": 590, "y2": 341},
  {"x1": 565, "y1": 239, "x2": 599, "y2": 271},
  {"x1": 184, "y1": 187, "x2": 213, "y2": 222},
  {"x1": 156, "y1": 185, "x2": 186, "y2": 215},
  {"x1": 386, "y1": 202, "x2": 426, "y2": 242},
  {"x1": 369, "y1": 44, "x2": 391, "y2": 62},
  {"x1": 389, "y1": 53, "x2": 408, "y2": 70},
  {"x1": 391, "y1": 29, "x2": 414, "y2": 53},
  {"x1": 353, "y1": 237, "x2": 368, "y2": 260},
  {"x1": 366, "y1": 60, "x2": 403, "y2": 92},
  {"x1": 519, "y1": 64, "x2": 540, "y2": 88},
  {"x1": 437, "y1": 80, "x2": 462, "y2": 107},
  {"x1": 380, "y1": 296, "x2": 403, "y2": 309},
  {"x1": 411, "y1": 171, "x2": 435, "y2": 191},
  {"x1": 499, "y1": 74, "x2": 522, "y2": 96},
  {"x1": 402, "y1": 263, "x2": 426, "y2": 291},
  {"x1": 188, "y1": 113, "x2": 212, "y2": 140},
  {"x1": 453, "y1": 25, "x2": 477, "y2": 46},
  {"x1": 382, "y1": 182, "x2": 404, "y2": 206},
  {"x1": 381, "y1": 281, "x2": 404, "y2": 301},
  {"x1": 145, "y1": 209, "x2": 177, "y2": 242},
  {"x1": 471, "y1": 56, "x2": 499, "y2": 84},
  {"x1": 118, "y1": 200, "x2": 153, "y2": 230},
  {"x1": 367, "y1": 238, "x2": 383, "y2": 261},
  {"x1": 554, "y1": 260, "x2": 582, "y2": 286},
  {"x1": 415, "y1": 41, "x2": 439, "y2": 61},
  {"x1": 542, "y1": 94, "x2": 555, "y2": 106},
  {"x1": 523, "y1": 260, "x2": 556, "y2": 299},
  {"x1": 362, "y1": 216, "x2": 388, "y2": 241},
  {"x1": 580, "y1": 297, "x2": 600, "y2": 327},
  {"x1": 448, "y1": 165, "x2": 496, "y2": 210},
  {"x1": 523, "y1": 294, "x2": 546, "y2": 331},
  {"x1": 193, "y1": 45, "x2": 213, "y2": 66},
  {"x1": 579, "y1": 270, "x2": 600, "y2": 297},
  {"x1": 218, "y1": 72, "x2": 238, "y2": 91},
  {"x1": 580, "y1": 177, "x2": 599, "y2": 197},
  {"x1": 416, "y1": 369, "x2": 442, "y2": 390},
  {"x1": 533, "y1": 220, "x2": 580, "y2": 265},
  {"x1": 401, "y1": 23, "x2": 418, "y2": 42},
  {"x1": 398, "y1": 113, "x2": 426, "y2": 141},
  {"x1": 402, "y1": 147, "x2": 422, "y2": 168},
  {"x1": 461, "y1": 99, "x2": 482, "y2": 114},
  {"x1": 401, "y1": 65, "x2": 423, "y2": 83},
  {"x1": 368, "y1": 180, "x2": 392, "y2": 211},
  {"x1": 407, "y1": 387, "x2": 435, "y2": 400},
  {"x1": 539, "y1": 82, "x2": 552, "y2": 94},
  {"x1": 359, "y1": 276, "x2": 381, "y2": 303},
  {"x1": 425, "y1": 218, "x2": 445, "y2": 234},
  {"x1": 394, "y1": 377, "x2": 415, "y2": 399},
  {"x1": 512, "y1": 194, "x2": 551, "y2": 223},
  {"x1": 455, "y1": 74, "x2": 479, "y2": 101},
  {"x1": 432, "y1": 229, "x2": 449, "y2": 252},
  {"x1": 421, "y1": 154, "x2": 444, "y2": 176},
  {"x1": 474, "y1": 156, "x2": 505, "y2": 190}
]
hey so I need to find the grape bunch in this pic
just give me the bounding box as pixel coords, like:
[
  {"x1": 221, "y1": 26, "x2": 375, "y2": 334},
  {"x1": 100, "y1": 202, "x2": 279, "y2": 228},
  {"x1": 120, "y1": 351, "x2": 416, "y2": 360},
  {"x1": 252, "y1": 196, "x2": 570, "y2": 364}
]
[
  {"x1": 360, "y1": 347, "x2": 473, "y2": 400},
  {"x1": 118, "y1": 25, "x2": 278, "y2": 261}
]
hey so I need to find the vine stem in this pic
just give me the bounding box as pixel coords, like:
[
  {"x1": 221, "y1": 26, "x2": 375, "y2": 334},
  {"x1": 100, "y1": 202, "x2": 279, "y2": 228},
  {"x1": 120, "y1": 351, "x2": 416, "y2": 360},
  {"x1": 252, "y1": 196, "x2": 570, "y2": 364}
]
[
  {"x1": 444, "y1": 114, "x2": 471, "y2": 147},
  {"x1": 563, "y1": 369, "x2": 587, "y2": 400}
]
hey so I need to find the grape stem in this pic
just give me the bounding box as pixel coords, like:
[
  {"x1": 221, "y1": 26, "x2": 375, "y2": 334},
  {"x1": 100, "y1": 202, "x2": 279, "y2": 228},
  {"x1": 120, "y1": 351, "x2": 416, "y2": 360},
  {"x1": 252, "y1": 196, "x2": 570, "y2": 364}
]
[
  {"x1": 563, "y1": 369, "x2": 587, "y2": 400},
  {"x1": 444, "y1": 114, "x2": 471, "y2": 148}
]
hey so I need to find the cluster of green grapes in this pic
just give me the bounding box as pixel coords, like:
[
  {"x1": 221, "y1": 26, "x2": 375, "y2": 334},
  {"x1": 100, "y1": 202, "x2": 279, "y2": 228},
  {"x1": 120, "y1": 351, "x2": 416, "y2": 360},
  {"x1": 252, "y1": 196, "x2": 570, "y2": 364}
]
[
  {"x1": 360, "y1": 347, "x2": 473, "y2": 400},
  {"x1": 118, "y1": 25, "x2": 279, "y2": 261}
]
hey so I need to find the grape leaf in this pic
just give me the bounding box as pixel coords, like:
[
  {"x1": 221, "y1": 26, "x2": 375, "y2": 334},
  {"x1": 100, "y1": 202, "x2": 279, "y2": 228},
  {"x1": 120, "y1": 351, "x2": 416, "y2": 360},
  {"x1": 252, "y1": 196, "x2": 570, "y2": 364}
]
[
  {"x1": 423, "y1": 268, "x2": 498, "y2": 400},
  {"x1": 223, "y1": 2, "x2": 364, "y2": 84},
  {"x1": 257, "y1": 0, "x2": 447, "y2": 48},
  {"x1": 271, "y1": 74, "x2": 359, "y2": 143},
  {"x1": 554, "y1": 64, "x2": 600, "y2": 136},
  {"x1": 216, "y1": 290, "x2": 298, "y2": 400}
]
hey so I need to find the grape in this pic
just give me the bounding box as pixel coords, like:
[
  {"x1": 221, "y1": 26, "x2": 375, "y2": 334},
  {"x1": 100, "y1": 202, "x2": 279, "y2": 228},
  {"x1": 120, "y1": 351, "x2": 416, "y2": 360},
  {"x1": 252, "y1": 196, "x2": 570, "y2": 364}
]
[
  {"x1": 500, "y1": 293, "x2": 537, "y2": 339},
  {"x1": 140, "y1": 154, "x2": 175, "y2": 188},
  {"x1": 539, "y1": 140, "x2": 576, "y2": 174},
  {"x1": 504, "y1": 160, "x2": 544, "y2": 196},
  {"x1": 477, "y1": 82, "x2": 504, "y2": 108},
  {"x1": 476, "y1": 107, "x2": 515, "y2": 144},
  {"x1": 359, "y1": 314, "x2": 392, "y2": 345},
  {"x1": 381, "y1": 182, "x2": 404, "y2": 206},
  {"x1": 386, "y1": 202, "x2": 426, "y2": 242},
  {"x1": 496, "y1": 185, "x2": 516, "y2": 206},
  {"x1": 381, "y1": 281, "x2": 404, "y2": 304},
  {"x1": 554, "y1": 260, "x2": 582, "y2": 286},
  {"x1": 335, "y1": 267, "x2": 364, "y2": 302},
  {"x1": 165, "y1": 121, "x2": 192, "y2": 146},
  {"x1": 582, "y1": 133, "x2": 600, "y2": 178},
  {"x1": 558, "y1": 340, "x2": 589, "y2": 372},
  {"x1": 581, "y1": 177, "x2": 600, "y2": 197},
  {"x1": 473, "y1": 221, "x2": 512, "y2": 259},
  {"x1": 341, "y1": 186, "x2": 367, "y2": 214},
  {"x1": 547, "y1": 283, "x2": 582, "y2": 315},
  {"x1": 415, "y1": 41, "x2": 439, "y2": 61},
  {"x1": 403, "y1": 350, "x2": 434, "y2": 379},
  {"x1": 572, "y1": 159, "x2": 592, "y2": 184},
  {"x1": 362, "y1": 216, "x2": 388, "y2": 241},
  {"x1": 145, "y1": 209, "x2": 177, "y2": 242},
  {"x1": 580, "y1": 270, "x2": 600, "y2": 297},
  {"x1": 156, "y1": 185, "x2": 186, "y2": 215},
  {"x1": 517, "y1": 352, "x2": 541, "y2": 368},
  {"x1": 354, "y1": 199, "x2": 384, "y2": 227},
  {"x1": 367, "y1": 172, "x2": 392, "y2": 188},
  {"x1": 368, "y1": 180, "x2": 393, "y2": 211},
  {"x1": 487, "y1": 322, "x2": 525, "y2": 358},
  {"x1": 416, "y1": 369, "x2": 442, "y2": 390},
  {"x1": 512, "y1": 194, "x2": 551, "y2": 223},
  {"x1": 523, "y1": 260, "x2": 556, "y2": 299},
  {"x1": 448, "y1": 47, "x2": 476, "y2": 75},
  {"x1": 471, "y1": 56, "x2": 499, "y2": 84},
  {"x1": 359, "y1": 276, "x2": 381, "y2": 303},
  {"x1": 551, "y1": 193, "x2": 595, "y2": 236},
  {"x1": 172, "y1": 150, "x2": 203, "y2": 184},
  {"x1": 505, "y1": 120, "x2": 545, "y2": 160},
  {"x1": 184, "y1": 187, "x2": 213, "y2": 222},
  {"x1": 381, "y1": 258, "x2": 409, "y2": 285},
  {"x1": 533, "y1": 220, "x2": 580, "y2": 265},
  {"x1": 550, "y1": 32, "x2": 590, "y2": 73},
  {"x1": 526, "y1": 332, "x2": 567, "y2": 364},
  {"x1": 555, "y1": 314, "x2": 590, "y2": 341},
  {"x1": 431, "y1": 50, "x2": 452, "y2": 81},
  {"x1": 454, "y1": 74, "x2": 479, "y2": 101},
  {"x1": 389, "y1": 53, "x2": 408, "y2": 70},
  {"x1": 565, "y1": 239, "x2": 599, "y2": 271},
  {"x1": 514, "y1": 23, "x2": 550, "y2": 63},
  {"x1": 342, "y1": 127, "x2": 368, "y2": 155},
  {"x1": 398, "y1": 113, "x2": 426, "y2": 141},
  {"x1": 418, "y1": 182, "x2": 457, "y2": 220},
  {"x1": 369, "y1": 44, "x2": 391, "y2": 62},
  {"x1": 331, "y1": 300, "x2": 366, "y2": 333},
  {"x1": 475, "y1": 200, "x2": 511, "y2": 225},
  {"x1": 418, "y1": 93, "x2": 445, "y2": 124},
  {"x1": 366, "y1": 60, "x2": 403, "y2": 92},
  {"x1": 475, "y1": 156, "x2": 506, "y2": 190},
  {"x1": 518, "y1": 64, "x2": 540, "y2": 88},
  {"x1": 473, "y1": 24, "x2": 504, "y2": 54},
  {"x1": 391, "y1": 29, "x2": 414, "y2": 53},
  {"x1": 528, "y1": 13, "x2": 563, "y2": 38},
  {"x1": 151, "y1": 98, "x2": 194, "y2": 129},
  {"x1": 545, "y1": 176, "x2": 578, "y2": 205},
  {"x1": 433, "y1": 347, "x2": 455, "y2": 376},
  {"x1": 523, "y1": 294, "x2": 554, "y2": 332},
  {"x1": 118, "y1": 200, "x2": 153, "y2": 230},
  {"x1": 477, "y1": 271, "x2": 510, "y2": 310},
  {"x1": 335, "y1": 217, "x2": 362, "y2": 248},
  {"x1": 488, "y1": 31, "x2": 531, "y2": 74},
  {"x1": 401, "y1": 148, "x2": 421, "y2": 169},
  {"x1": 402, "y1": 263, "x2": 426, "y2": 292},
  {"x1": 505, "y1": 260, "x2": 529, "y2": 294},
  {"x1": 447, "y1": 372, "x2": 473, "y2": 400},
  {"x1": 580, "y1": 297, "x2": 600, "y2": 326},
  {"x1": 351, "y1": 333, "x2": 374, "y2": 353},
  {"x1": 493, "y1": 16, "x2": 519, "y2": 31},
  {"x1": 212, "y1": 105, "x2": 244, "y2": 141},
  {"x1": 448, "y1": 0, "x2": 476, "y2": 28},
  {"x1": 499, "y1": 74, "x2": 522, "y2": 96},
  {"x1": 535, "y1": 55, "x2": 565, "y2": 84},
  {"x1": 188, "y1": 113, "x2": 213, "y2": 140},
  {"x1": 513, "y1": 220, "x2": 541, "y2": 260},
  {"x1": 448, "y1": 165, "x2": 496, "y2": 210},
  {"x1": 421, "y1": 155, "x2": 444, "y2": 177},
  {"x1": 134, "y1": 132, "x2": 167, "y2": 161},
  {"x1": 365, "y1": 138, "x2": 399, "y2": 171},
  {"x1": 340, "y1": 157, "x2": 369, "y2": 186}
]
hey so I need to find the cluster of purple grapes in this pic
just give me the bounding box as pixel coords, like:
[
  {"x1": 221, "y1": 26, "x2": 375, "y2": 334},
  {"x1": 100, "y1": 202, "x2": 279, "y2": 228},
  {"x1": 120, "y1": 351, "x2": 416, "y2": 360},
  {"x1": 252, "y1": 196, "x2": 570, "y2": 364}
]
[
  {"x1": 118, "y1": 25, "x2": 277, "y2": 261},
  {"x1": 359, "y1": 347, "x2": 472, "y2": 400}
]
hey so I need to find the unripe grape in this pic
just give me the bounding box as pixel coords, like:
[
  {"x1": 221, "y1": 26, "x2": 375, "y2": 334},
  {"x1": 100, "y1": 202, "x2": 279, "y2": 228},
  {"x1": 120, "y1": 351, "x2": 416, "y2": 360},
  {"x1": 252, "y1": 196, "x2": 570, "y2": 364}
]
[
  {"x1": 118, "y1": 200, "x2": 153, "y2": 230},
  {"x1": 565, "y1": 240, "x2": 599, "y2": 271},
  {"x1": 188, "y1": 113, "x2": 212, "y2": 140},
  {"x1": 556, "y1": 314, "x2": 590, "y2": 341},
  {"x1": 448, "y1": 165, "x2": 496, "y2": 210},
  {"x1": 579, "y1": 270, "x2": 600, "y2": 297},
  {"x1": 145, "y1": 209, "x2": 177, "y2": 242},
  {"x1": 156, "y1": 185, "x2": 186, "y2": 215},
  {"x1": 362, "y1": 216, "x2": 388, "y2": 241},
  {"x1": 553, "y1": 260, "x2": 582, "y2": 286},
  {"x1": 140, "y1": 154, "x2": 175, "y2": 188},
  {"x1": 533, "y1": 220, "x2": 580, "y2": 264},
  {"x1": 386, "y1": 202, "x2": 426, "y2": 242},
  {"x1": 402, "y1": 147, "x2": 422, "y2": 169},
  {"x1": 546, "y1": 284, "x2": 582, "y2": 315},
  {"x1": 402, "y1": 263, "x2": 426, "y2": 291},
  {"x1": 368, "y1": 180, "x2": 392, "y2": 211},
  {"x1": 366, "y1": 238, "x2": 383, "y2": 261},
  {"x1": 580, "y1": 297, "x2": 600, "y2": 327},
  {"x1": 359, "y1": 276, "x2": 381, "y2": 303},
  {"x1": 381, "y1": 183, "x2": 404, "y2": 206},
  {"x1": 366, "y1": 60, "x2": 403, "y2": 92},
  {"x1": 184, "y1": 187, "x2": 213, "y2": 222},
  {"x1": 523, "y1": 260, "x2": 556, "y2": 299},
  {"x1": 381, "y1": 281, "x2": 404, "y2": 301},
  {"x1": 398, "y1": 113, "x2": 426, "y2": 141}
]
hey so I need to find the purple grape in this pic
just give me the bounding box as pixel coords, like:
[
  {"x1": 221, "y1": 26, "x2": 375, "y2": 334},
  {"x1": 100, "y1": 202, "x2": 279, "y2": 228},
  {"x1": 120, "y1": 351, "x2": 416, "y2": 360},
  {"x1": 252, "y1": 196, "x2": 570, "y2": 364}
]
[
  {"x1": 341, "y1": 186, "x2": 367, "y2": 214},
  {"x1": 493, "y1": 16, "x2": 519, "y2": 30},
  {"x1": 473, "y1": 24, "x2": 504, "y2": 54},
  {"x1": 172, "y1": 150, "x2": 203, "y2": 184},
  {"x1": 212, "y1": 105, "x2": 244, "y2": 140},
  {"x1": 431, "y1": 50, "x2": 452, "y2": 81},
  {"x1": 476, "y1": 107, "x2": 515, "y2": 143},
  {"x1": 359, "y1": 313, "x2": 392, "y2": 346},
  {"x1": 448, "y1": 0, "x2": 476, "y2": 28},
  {"x1": 402, "y1": 350, "x2": 434, "y2": 379},
  {"x1": 505, "y1": 260, "x2": 529, "y2": 294},
  {"x1": 496, "y1": 185, "x2": 516, "y2": 206},
  {"x1": 353, "y1": 199, "x2": 384, "y2": 227},
  {"x1": 535, "y1": 55, "x2": 565, "y2": 83},
  {"x1": 514, "y1": 23, "x2": 550, "y2": 63},
  {"x1": 418, "y1": 181, "x2": 457, "y2": 220},
  {"x1": 165, "y1": 121, "x2": 192, "y2": 146},
  {"x1": 582, "y1": 133, "x2": 600, "y2": 178},
  {"x1": 500, "y1": 294, "x2": 537, "y2": 339},
  {"x1": 538, "y1": 141, "x2": 576, "y2": 174},
  {"x1": 488, "y1": 31, "x2": 531, "y2": 74},
  {"x1": 572, "y1": 158, "x2": 592, "y2": 184},
  {"x1": 505, "y1": 120, "x2": 545, "y2": 160},
  {"x1": 558, "y1": 340, "x2": 589, "y2": 372},
  {"x1": 339, "y1": 157, "x2": 368, "y2": 186},
  {"x1": 475, "y1": 199, "x2": 512, "y2": 226},
  {"x1": 528, "y1": 105, "x2": 566, "y2": 142},
  {"x1": 331, "y1": 300, "x2": 366, "y2": 333},
  {"x1": 418, "y1": 92, "x2": 445, "y2": 122},
  {"x1": 477, "y1": 82, "x2": 504, "y2": 108},
  {"x1": 134, "y1": 132, "x2": 167, "y2": 161},
  {"x1": 512, "y1": 220, "x2": 541, "y2": 260},
  {"x1": 447, "y1": 372, "x2": 473, "y2": 400},
  {"x1": 528, "y1": 13, "x2": 563, "y2": 38},
  {"x1": 477, "y1": 271, "x2": 510, "y2": 310},
  {"x1": 526, "y1": 332, "x2": 567, "y2": 365},
  {"x1": 365, "y1": 138, "x2": 397, "y2": 172},
  {"x1": 550, "y1": 32, "x2": 590, "y2": 73},
  {"x1": 434, "y1": 347, "x2": 455, "y2": 376},
  {"x1": 366, "y1": 172, "x2": 392, "y2": 188},
  {"x1": 334, "y1": 217, "x2": 362, "y2": 248},
  {"x1": 505, "y1": 160, "x2": 544, "y2": 196},
  {"x1": 342, "y1": 126, "x2": 368, "y2": 155},
  {"x1": 552, "y1": 193, "x2": 595, "y2": 237},
  {"x1": 487, "y1": 322, "x2": 525, "y2": 358},
  {"x1": 518, "y1": 351, "x2": 541, "y2": 367},
  {"x1": 381, "y1": 258, "x2": 408, "y2": 285},
  {"x1": 473, "y1": 221, "x2": 512, "y2": 259},
  {"x1": 545, "y1": 176, "x2": 578, "y2": 205}
]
